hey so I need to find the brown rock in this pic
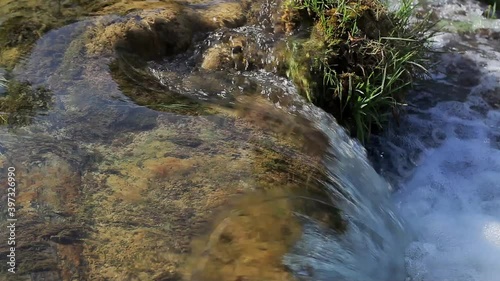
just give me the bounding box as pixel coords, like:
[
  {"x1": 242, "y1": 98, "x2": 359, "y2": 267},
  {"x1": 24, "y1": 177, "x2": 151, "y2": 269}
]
[
  {"x1": 201, "y1": 2, "x2": 248, "y2": 29},
  {"x1": 201, "y1": 45, "x2": 232, "y2": 70},
  {"x1": 86, "y1": 2, "x2": 196, "y2": 59},
  {"x1": 86, "y1": 1, "x2": 250, "y2": 60}
]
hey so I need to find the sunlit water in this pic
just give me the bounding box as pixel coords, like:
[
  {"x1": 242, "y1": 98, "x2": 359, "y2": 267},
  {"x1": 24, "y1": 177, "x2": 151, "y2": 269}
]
[
  {"x1": 370, "y1": 4, "x2": 500, "y2": 280},
  {"x1": 394, "y1": 45, "x2": 500, "y2": 281},
  {"x1": 261, "y1": 1, "x2": 500, "y2": 279},
  {"x1": 1, "y1": 0, "x2": 500, "y2": 280}
]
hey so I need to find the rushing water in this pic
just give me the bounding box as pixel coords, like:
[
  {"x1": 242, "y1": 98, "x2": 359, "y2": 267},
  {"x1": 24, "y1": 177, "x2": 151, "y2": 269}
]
[
  {"x1": 366, "y1": 1, "x2": 500, "y2": 280},
  {"x1": 141, "y1": 15, "x2": 410, "y2": 281},
  {"x1": 388, "y1": 31, "x2": 500, "y2": 281},
  {"x1": 0, "y1": 0, "x2": 500, "y2": 280},
  {"x1": 283, "y1": 113, "x2": 409, "y2": 281}
]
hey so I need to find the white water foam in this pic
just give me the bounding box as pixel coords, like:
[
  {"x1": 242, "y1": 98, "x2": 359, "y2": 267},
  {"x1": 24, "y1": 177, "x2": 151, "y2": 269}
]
[
  {"x1": 396, "y1": 136, "x2": 500, "y2": 281},
  {"x1": 393, "y1": 34, "x2": 500, "y2": 281}
]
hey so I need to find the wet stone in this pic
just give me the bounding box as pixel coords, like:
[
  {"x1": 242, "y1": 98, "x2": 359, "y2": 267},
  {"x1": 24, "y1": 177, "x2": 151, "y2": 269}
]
[
  {"x1": 169, "y1": 137, "x2": 203, "y2": 148},
  {"x1": 457, "y1": 72, "x2": 481, "y2": 87},
  {"x1": 109, "y1": 106, "x2": 159, "y2": 132},
  {"x1": 482, "y1": 89, "x2": 500, "y2": 109},
  {"x1": 489, "y1": 132, "x2": 500, "y2": 149},
  {"x1": 0, "y1": 0, "x2": 342, "y2": 280}
]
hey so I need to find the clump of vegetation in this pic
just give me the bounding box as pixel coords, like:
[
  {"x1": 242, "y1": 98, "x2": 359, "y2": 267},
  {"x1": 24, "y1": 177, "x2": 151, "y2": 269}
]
[
  {"x1": 0, "y1": 79, "x2": 53, "y2": 126},
  {"x1": 283, "y1": 0, "x2": 434, "y2": 142},
  {"x1": 484, "y1": 2, "x2": 497, "y2": 19}
]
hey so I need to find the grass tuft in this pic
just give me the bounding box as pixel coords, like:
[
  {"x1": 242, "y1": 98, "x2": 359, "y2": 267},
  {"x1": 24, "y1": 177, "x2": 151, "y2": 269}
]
[
  {"x1": 283, "y1": 0, "x2": 435, "y2": 142},
  {"x1": 485, "y1": 2, "x2": 497, "y2": 19}
]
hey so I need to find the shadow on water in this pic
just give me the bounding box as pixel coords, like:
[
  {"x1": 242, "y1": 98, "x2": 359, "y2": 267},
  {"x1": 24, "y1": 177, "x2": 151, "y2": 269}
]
[{"x1": 368, "y1": 34, "x2": 500, "y2": 188}]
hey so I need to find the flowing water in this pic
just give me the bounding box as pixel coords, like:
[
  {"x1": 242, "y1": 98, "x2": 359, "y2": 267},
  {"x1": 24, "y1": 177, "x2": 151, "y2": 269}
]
[
  {"x1": 0, "y1": 0, "x2": 499, "y2": 280},
  {"x1": 366, "y1": 1, "x2": 500, "y2": 280}
]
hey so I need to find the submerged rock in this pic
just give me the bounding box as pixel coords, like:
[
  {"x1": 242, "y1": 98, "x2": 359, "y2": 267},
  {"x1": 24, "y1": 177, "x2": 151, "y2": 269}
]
[
  {"x1": 0, "y1": 24, "x2": 339, "y2": 279},
  {"x1": 0, "y1": 0, "x2": 112, "y2": 69},
  {"x1": 0, "y1": 80, "x2": 53, "y2": 126},
  {"x1": 85, "y1": 1, "x2": 251, "y2": 60},
  {"x1": 0, "y1": 96, "x2": 336, "y2": 280},
  {"x1": 0, "y1": 0, "x2": 251, "y2": 68},
  {"x1": 0, "y1": 1, "x2": 347, "y2": 280}
]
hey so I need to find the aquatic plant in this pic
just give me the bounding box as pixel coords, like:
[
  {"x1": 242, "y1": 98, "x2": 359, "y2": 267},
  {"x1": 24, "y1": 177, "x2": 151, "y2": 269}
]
[
  {"x1": 0, "y1": 80, "x2": 53, "y2": 126},
  {"x1": 483, "y1": 0, "x2": 500, "y2": 9},
  {"x1": 485, "y1": 2, "x2": 497, "y2": 19},
  {"x1": 283, "y1": 0, "x2": 434, "y2": 142}
]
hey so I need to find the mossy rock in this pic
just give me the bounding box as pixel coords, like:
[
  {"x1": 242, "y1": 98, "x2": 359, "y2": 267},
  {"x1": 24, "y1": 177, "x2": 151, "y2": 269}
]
[
  {"x1": 0, "y1": 0, "x2": 110, "y2": 68},
  {"x1": 84, "y1": 1, "x2": 251, "y2": 60},
  {"x1": 0, "y1": 79, "x2": 53, "y2": 126},
  {"x1": 281, "y1": 0, "x2": 432, "y2": 141},
  {"x1": 0, "y1": 0, "x2": 249, "y2": 69}
]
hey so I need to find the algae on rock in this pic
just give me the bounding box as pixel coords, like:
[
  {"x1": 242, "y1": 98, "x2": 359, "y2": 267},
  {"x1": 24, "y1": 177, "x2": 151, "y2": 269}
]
[
  {"x1": 0, "y1": 1, "x2": 351, "y2": 280},
  {"x1": 0, "y1": 0, "x2": 116, "y2": 68},
  {"x1": 0, "y1": 0, "x2": 249, "y2": 68},
  {"x1": 0, "y1": 79, "x2": 53, "y2": 126}
]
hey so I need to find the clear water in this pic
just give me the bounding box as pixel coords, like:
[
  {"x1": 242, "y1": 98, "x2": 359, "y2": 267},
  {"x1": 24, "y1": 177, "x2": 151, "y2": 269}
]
[{"x1": 1, "y1": 0, "x2": 500, "y2": 280}]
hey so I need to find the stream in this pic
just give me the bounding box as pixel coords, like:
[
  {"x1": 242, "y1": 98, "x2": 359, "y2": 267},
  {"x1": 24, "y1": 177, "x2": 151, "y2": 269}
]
[{"x1": 0, "y1": 0, "x2": 499, "y2": 280}]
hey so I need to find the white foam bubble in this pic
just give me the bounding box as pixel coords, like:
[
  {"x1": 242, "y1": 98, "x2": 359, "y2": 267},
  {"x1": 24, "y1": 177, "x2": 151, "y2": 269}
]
[
  {"x1": 395, "y1": 109, "x2": 500, "y2": 281},
  {"x1": 388, "y1": 15, "x2": 500, "y2": 278}
]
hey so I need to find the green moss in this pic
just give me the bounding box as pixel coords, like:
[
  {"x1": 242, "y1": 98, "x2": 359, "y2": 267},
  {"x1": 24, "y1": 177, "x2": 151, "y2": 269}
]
[
  {"x1": 286, "y1": 38, "x2": 326, "y2": 102},
  {"x1": 0, "y1": 79, "x2": 53, "y2": 126},
  {"x1": 283, "y1": 0, "x2": 433, "y2": 142},
  {"x1": 0, "y1": 0, "x2": 120, "y2": 69}
]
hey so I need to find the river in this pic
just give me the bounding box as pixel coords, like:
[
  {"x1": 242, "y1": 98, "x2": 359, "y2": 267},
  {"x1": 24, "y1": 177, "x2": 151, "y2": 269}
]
[{"x1": 0, "y1": 0, "x2": 499, "y2": 280}]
